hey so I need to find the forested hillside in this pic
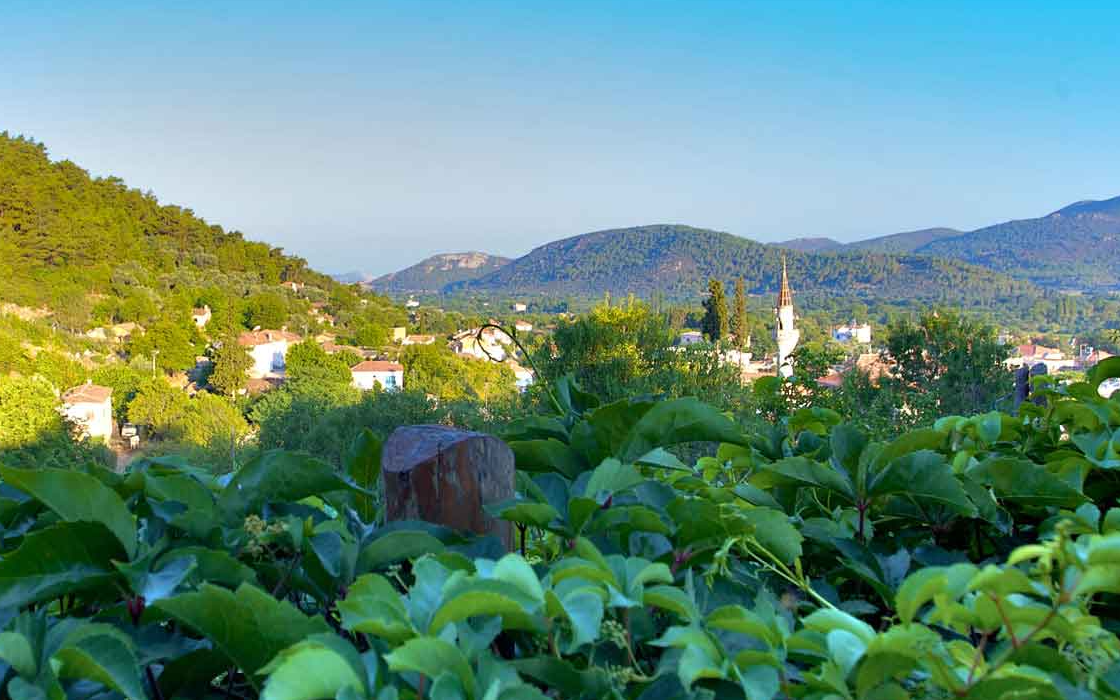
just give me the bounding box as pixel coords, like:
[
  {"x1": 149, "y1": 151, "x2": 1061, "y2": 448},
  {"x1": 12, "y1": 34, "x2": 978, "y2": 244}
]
[
  {"x1": 916, "y1": 196, "x2": 1120, "y2": 289},
  {"x1": 453, "y1": 224, "x2": 1038, "y2": 305},
  {"x1": 846, "y1": 226, "x2": 963, "y2": 254}
]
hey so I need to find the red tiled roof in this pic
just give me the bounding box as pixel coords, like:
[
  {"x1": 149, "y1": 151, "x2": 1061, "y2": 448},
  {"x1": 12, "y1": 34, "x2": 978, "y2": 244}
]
[
  {"x1": 238, "y1": 330, "x2": 301, "y2": 346},
  {"x1": 63, "y1": 383, "x2": 112, "y2": 404},
  {"x1": 351, "y1": 360, "x2": 403, "y2": 373}
]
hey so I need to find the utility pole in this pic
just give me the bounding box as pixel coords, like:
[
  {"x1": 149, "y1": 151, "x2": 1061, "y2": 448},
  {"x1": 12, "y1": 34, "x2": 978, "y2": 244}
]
[{"x1": 152, "y1": 349, "x2": 159, "y2": 377}]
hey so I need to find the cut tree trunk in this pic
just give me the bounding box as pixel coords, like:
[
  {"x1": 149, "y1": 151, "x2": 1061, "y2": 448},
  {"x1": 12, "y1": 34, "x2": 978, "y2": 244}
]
[{"x1": 381, "y1": 425, "x2": 515, "y2": 549}]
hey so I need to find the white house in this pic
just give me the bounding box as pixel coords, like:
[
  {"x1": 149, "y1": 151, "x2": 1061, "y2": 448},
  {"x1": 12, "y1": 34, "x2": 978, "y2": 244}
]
[
  {"x1": 508, "y1": 361, "x2": 535, "y2": 391},
  {"x1": 61, "y1": 382, "x2": 114, "y2": 441},
  {"x1": 512, "y1": 302, "x2": 528, "y2": 312},
  {"x1": 678, "y1": 330, "x2": 704, "y2": 346},
  {"x1": 191, "y1": 305, "x2": 212, "y2": 329},
  {"x1": 514, "y1": 320, "x2": 533, "y2": 333},
  {"x1": 405, "y1": 298, "x2": 420, "y2": 309},
  {"x1": 351, "y1": 360, "x2": 404, "y2": 391},
  {"x1": 238, "y1": 330, "x2": 301, "y2": 377},
  {"x1": 832, "y1": 322, "x2": 871, "y2": 344}
]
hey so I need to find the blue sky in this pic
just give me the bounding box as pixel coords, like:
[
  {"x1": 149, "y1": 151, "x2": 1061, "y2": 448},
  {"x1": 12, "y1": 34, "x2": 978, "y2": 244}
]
[{"x1": 2, "y1": 0, "x2": 1118, "y2": 275}]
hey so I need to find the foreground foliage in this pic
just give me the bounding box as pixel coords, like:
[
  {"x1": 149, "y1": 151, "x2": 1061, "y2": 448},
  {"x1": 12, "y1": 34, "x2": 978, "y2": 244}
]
[{"x1": 0, "y1": 359, "x2": 1118, "y2": 699}]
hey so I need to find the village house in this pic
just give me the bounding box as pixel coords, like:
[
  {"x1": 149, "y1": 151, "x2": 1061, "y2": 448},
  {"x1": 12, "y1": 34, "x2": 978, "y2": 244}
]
[
  {"x1": 1004, "y1": 344, "x2": 1077, "y2": 374},
  {"x1": 508, "y1": 360, "x2": 535, "y2": 391},
  {"x1": 1078, "y1": 347, "x2": 1115, "y2": 370},
  {"x1": 350, "y1": 360, "x2": 404, "y2": 391},
  {"x1": 450, "y1": 328, "x2": 507, "y2": 361},
  {"x1": 61, "y1": 382, "x2": 114, "y2": 441},
  {"x1": 402, "y1": 334, "x2": 436, "y2": 346},
  {"x1": 191, "y1": 305, "x2": 211, "y2": 329},
  {"x1": 512, "y1": 302, "x2": 528, "y2": 312},
  {"x1": 678, "y1": 330, "x2": 704, "y2": 346},
  {"x1": 832, "y1": 322, "x2": 872, "y2": 344},
  {"x1": 238, "y1": 329, "x2": 301, "y2": 377},
  {"x1": 405, "y1": 298, "x2": 420, "y2": 309},
  {"x1": 514, "y1": 320, "x2": 533, "y2": 333},
  {"x1": 391, "y1": 326, "x2": 407, "y2": 342}
]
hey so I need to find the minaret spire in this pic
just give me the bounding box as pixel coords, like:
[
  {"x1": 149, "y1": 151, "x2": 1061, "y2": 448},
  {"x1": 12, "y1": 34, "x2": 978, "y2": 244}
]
[
  {"x1": 777, "y1": 255, "x2": 793, "y2": 308},
  {"x1": 774, "y1": 256, "x2": 800, "y2": 378}
]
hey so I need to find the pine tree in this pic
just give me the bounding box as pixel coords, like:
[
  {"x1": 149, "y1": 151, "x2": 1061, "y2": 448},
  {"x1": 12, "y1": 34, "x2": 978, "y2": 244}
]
[
  {"x1": 700, "y1": 278, "x2": 728, "y2": 341},
  {"x1": 208, "y1": 336, "x2": 253, "y2": 397},
  {"x1": 732, "y1": 277, "x2": 748, "y2": 349}
]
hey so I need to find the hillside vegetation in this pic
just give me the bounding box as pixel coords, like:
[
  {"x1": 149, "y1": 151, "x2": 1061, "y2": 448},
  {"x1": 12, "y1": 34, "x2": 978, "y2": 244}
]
[{"x1": 454, "y1": 224, "x2": 1038, "y2": 304}]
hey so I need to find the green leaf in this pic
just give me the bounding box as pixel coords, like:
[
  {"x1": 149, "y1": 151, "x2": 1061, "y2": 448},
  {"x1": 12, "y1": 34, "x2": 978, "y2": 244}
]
[
  {"x1": 966, "y1": 457, "x2": 1087, "y2": 508},
  {"x1": 511, "y1": 657, "x2": 611, "y2": 698},
  {"x1": 52, "y1": 623, "x2": 146, "y2": 700},
  {"x1": 338, "y1": 573, "x2": 415, "y2": 643},
  {"x1": 583, "y1": 459, "x2": 644, "y2": 498},
  {"x1": 894, "y1": 564, "x2": 977, "y2": 624},
  {"x1": 155, "y1": 583, "x2": 331, "y2": 690},
  {"x1": 0, "y1": 631, "x2": 37, "y2": 677},
  {"x1": 634, "y1": 447, "x2": 691, "y2": 471},
  {"x1": 753, "y1": 457, "x2": 855, "y2": 503},
  {"x1": 157, "y1": 546, "x2": 258, "y2": 589},
  {"x1": 345, "y1": 429, "x2": 383, "y2": 524},
  {"x1": 384, "y1": 637, "x2": 475, "y2": 700},
  {"x1": 740, "y1": 508, "x2": 803, "y2": 564},
  {"x1": 0, "y1": 521, "x2": 125, "y2": 608},
  {"x1": 1088, "y1": 356, "x2": 1120, "y2": 390},
  {"x1": 801, "y1": 608, "x2": 875, "y2": 646},
  {"x1": 114, "y1": 554, "x2": 196, "y2": 603},
  {"x1": 357, "y1": 531, "x2": 446, "y2": 571},
  {"x1": 0, "y1": 467, "x2": 137, "y2": 558},
  {"x1": 618, "y1": 398, "x2": 745, "y2": 462},
  {"x1": 488, "y1": 501, "x2": 560, "y2": 529},
  {"x1": 260, "y1": 633, "x2": 368, "y2": 700},
  {"x1": 219, "y1": 450, "x2": 360, "y2": 517},
  {"x1": 869, "y1": 450, "x2": 977, "y2": 516},
  {"x1": 509, "y1": 439, "x2": 587, "y2": 480}
]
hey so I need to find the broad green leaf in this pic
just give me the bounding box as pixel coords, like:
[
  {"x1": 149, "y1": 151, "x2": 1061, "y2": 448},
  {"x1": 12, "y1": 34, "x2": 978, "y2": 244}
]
[
  {"x1": 384, "y1": 637, "x2": 475, "y2": 700},
  {"x1": 357, "y1": 531, "x2": 446, "y2": 571},
  {"x1": 583, "y1": 459, "x2": 644, "y2": 498},
  {"x1": 53, "y1": 623, "x2": 146, "y2": 700},
  {"x1": 869, "y1": 450, "x2": 977, "y2": 516},
  {"x1": 338, "y1": 573, "x2": 415, "y2": 643},
  {"x1": 0, "y1": 467, "x2": 137, "y2": 558},
  {"x1": 219, "y1": 450, "x2": 359, "y2": 517},
  {"x1": 114, "y1": 554, "x2": 196, "y2": 603},
  {"x1": 753, "y1": 457, "x2": 855, "y2": 502},
  {"x1": 488, "y1": 501, "x2": 560, "y2": 529},
  {"x1": 508, "y1": 439, "x2": 587, "y2": 479},
  {"x1": 618, "y1": 398, "x2": 745, "y2": 462},
  {"x1": 740, "y1": 507, "x2": 803, "y2": 564},
  {"x1": 155, "y1": 583, "x2": 331, "y2": 690},
  {"x1": 0, "y1": 631, "x2": 37, "y2": 677},
  {"x1": 634, "y1": 447, "x2": 691, "y2": 471},
  {"x1": 1088, "y1": 356, "x2": 1120, "y2": 390},
  {"x1": 966, "y1": 457, "x2": 1087, "y2": 508},
  {"x1": 511, "y1": 657, "x2": 611, "y2": 698},
  {"x1": 0, "y1": 521, "x2": 125, "y2": 608},
  {"x1": 345, "y1": 429, "x2": 382, "y2": 524},
  {"x1": 259, "y1": 633, "x2": 368, "y2": 700},
  {"x1": 801, "y1": 609, "x2": 875, "y2": 646},
  {"x1": 706, "y1": 605, "x2": 780, "y2": 647},
  {"x1": 157, "y1": 546, "x2": 258, "y2": 588}
]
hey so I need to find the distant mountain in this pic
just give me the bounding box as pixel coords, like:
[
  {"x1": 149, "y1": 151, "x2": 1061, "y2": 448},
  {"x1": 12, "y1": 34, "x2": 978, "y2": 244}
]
[
  {"x1": 332, "y1": 271, "x2": 375, "y2": 285},
  {"x1": 912, "y1": 196, "x2": 1120, "y2": 289},
  {"x1": 370, "y1": 252, "x2": 512, "y2": 293},
  {"x1": 776, "y1": 237, "x2": 844, "y2": 253},
  {"x1": 847, "y1": 227, "x2": 963, "y2": 254},
  {"x1": 450, "y1": 224, "x2": 1034, "y2": 302}
]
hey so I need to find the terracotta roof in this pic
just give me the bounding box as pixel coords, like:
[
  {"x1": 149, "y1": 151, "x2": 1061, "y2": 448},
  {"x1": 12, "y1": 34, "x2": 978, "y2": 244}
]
[
  {"x1": 245, "y1": 377, "x2": 282, "y2": 394},
  {"x1": 63, "y1": 383, "x2": 112, "y2": 404},
  {"x1": 351, "y1": 360, "x2": 403, "y2": 373},
  {"x1": 238, "y1": 330, "x2": 301, "y2": 346},
  {"x1": 817, "y1": 372, "x2": 844, "y2": 388}
]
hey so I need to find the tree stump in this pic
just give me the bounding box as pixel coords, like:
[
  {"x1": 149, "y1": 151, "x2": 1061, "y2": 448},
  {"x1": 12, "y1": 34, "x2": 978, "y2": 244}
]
[{"x1": 381, "y1": 425, "x2": 515, "y2": 549}]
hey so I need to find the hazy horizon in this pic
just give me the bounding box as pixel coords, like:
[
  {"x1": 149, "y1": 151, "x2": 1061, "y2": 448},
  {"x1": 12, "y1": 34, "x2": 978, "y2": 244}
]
[{"x1": 3, "y1": 0, "x2": 1118, "y2": 276}]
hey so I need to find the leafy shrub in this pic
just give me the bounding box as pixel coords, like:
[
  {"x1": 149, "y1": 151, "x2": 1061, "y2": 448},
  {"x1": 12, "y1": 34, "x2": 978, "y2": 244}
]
[{"x1": 0, "y1": 360, "x2": 1118, "y2": 699}]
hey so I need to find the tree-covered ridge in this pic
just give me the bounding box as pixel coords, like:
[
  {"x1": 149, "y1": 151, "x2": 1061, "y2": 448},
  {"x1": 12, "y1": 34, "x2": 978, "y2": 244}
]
[
  {"x1": 845, "y1": 226, "x2": 963, "y2": 254},
  {"x1": 453, "y1": 224, "x2": 1038, "y2": 303},
  {"x1": 916, "y1": 195, "x2": 1120, "y2": 290},
  {"x1": 0, "y1": 133, "x2": 338, "y2": 312},
  {"x1": 368, "y1": 252, "x2": 513, "y2": 293}
]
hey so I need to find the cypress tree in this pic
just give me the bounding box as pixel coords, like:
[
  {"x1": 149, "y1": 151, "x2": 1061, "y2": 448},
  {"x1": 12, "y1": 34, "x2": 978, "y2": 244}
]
[
  {"x1": 701, "y1": 278, "x2": 728, "y2": 341},
  {"x1": 732, "y1": 277, "x2": 748, "y2": 349}
]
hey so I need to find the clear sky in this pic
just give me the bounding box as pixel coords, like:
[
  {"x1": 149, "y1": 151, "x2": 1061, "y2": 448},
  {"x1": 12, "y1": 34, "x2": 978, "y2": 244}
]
[{"x1": 3, "y1": 0, "x2": 1118, "y2": 275}]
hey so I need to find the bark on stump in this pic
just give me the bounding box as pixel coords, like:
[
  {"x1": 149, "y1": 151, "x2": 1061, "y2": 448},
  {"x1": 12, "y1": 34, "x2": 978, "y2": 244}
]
[{"x1": 381, "y1": 425, "x2": 515, "y2": 549}]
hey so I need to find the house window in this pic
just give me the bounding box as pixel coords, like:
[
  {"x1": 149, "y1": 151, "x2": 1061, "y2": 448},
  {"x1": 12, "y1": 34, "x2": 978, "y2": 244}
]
[{"x1": 384, "y1": 375, "x2": 397, "y2": 388}]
